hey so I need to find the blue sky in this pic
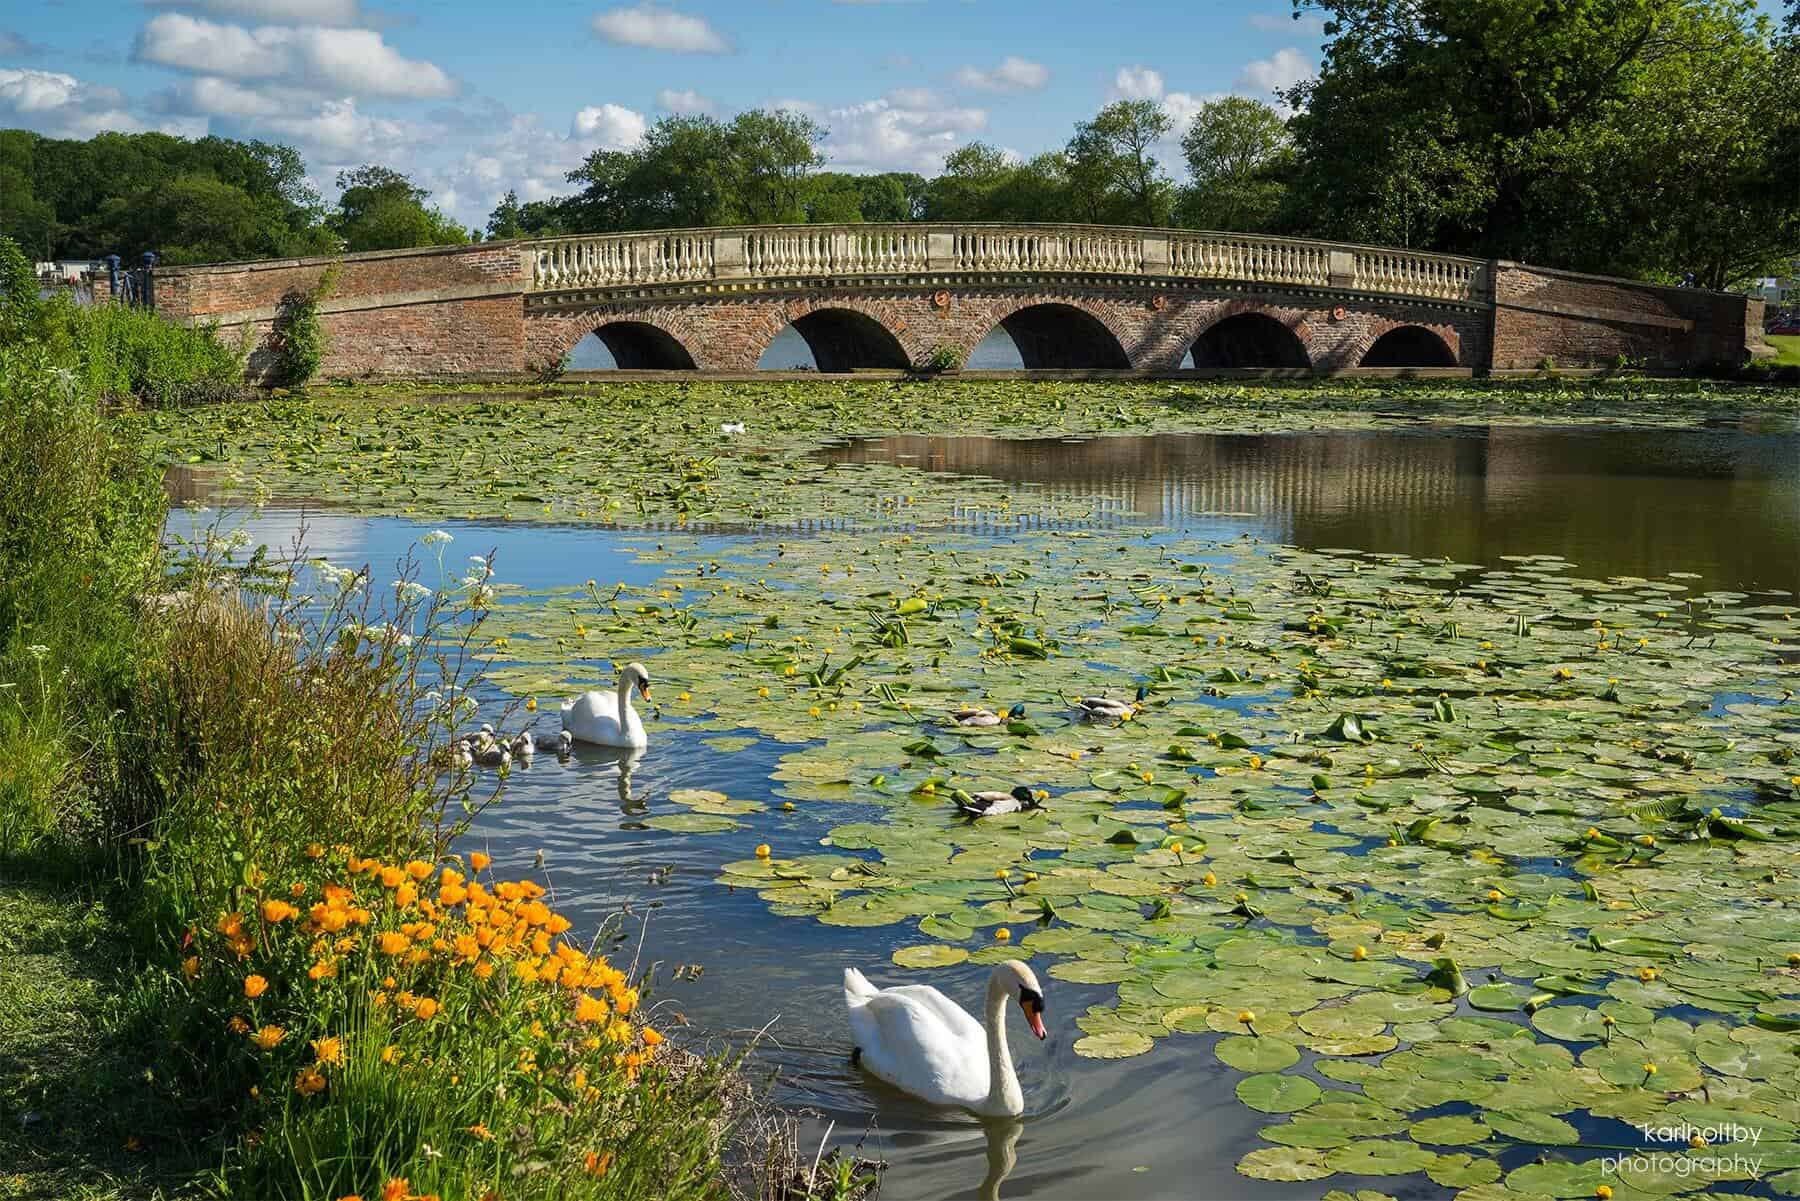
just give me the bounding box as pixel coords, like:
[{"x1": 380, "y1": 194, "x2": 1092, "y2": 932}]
[{"x1": 0, "y1": 1, "x2": 1784, "y2": 230}]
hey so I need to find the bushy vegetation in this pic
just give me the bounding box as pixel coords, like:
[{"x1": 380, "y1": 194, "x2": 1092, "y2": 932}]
[
  {"x1": 272, "y1": 263, "x2": 340, "y2": 388},
  {"x1": 0, "y1": 262, "x2": 753, "y2": 1198}
]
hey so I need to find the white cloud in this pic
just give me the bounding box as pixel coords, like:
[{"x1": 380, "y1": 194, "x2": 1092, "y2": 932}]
[
  {"x1": 1236, "y1": 47, "x2": 1315, "y2": 104},
  {"x1": 133, "y1": 13, "x2": 458, "y2": 100},
  {"x1": 1247, "y1": 11, "x2": 1327, "y2": 36},
  {"x1": 0, "y1": 67, "x2": 157, "y2": 138},
  {"x1": 951, "y1": 55, "x2": 1048, "y2": 93},
  {"x1": 794, "y1": 92, "x2": 987, "y2": 173},
  {"x1": 655, "y1": 87, "x2": 711, "y2": 114},
  {"x1": 571, "y1": 102, "x2": 646, "y2": 148},
  {"x1": 261, "y1": 95, "x2": 416, "y2": 157},
  {"x1": 144, "y1": 0, "x2": 369, "y2": 27},
  {"x1": 1113, "y1": 65, "x2": 1164, "y2": 101},
  {"x1": 589, "y1": 4, "x2": 728, "y2": 53}
]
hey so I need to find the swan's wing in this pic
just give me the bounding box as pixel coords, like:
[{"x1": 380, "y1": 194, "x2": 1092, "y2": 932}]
[{"x1": 854, "y1": 987, "x2": 989, "y2": 1108}]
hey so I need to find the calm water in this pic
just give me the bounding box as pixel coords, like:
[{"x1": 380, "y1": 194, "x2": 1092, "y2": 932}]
[{"x1": 173, "y1": 420, "x2": 1800, "y2": 1200}]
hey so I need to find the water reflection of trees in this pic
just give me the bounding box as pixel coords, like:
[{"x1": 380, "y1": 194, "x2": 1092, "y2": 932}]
[{"x1": 822, "y1": 429, "x2": 1800, "y2": 591}]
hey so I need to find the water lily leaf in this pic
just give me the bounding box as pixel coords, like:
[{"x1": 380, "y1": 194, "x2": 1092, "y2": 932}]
[
  {"x1": 1409, "y1": 1115, "x2": 1490, "y2": 1146},
  {"x1": 1236, "y1": 1073, "x2": 1322, "y2": 1113},
  {"x1": 1483, "y1": 1111, "x2": 1578, "y2": 1145},
  {"x1": 1323, "y1": 1140, "x2": 1438, "y2": 1176},
  {"x1": 1236, "y1": 1146, "x2": 1333, "y2": 1182},
  {"x1": 891, "y1": 944, "x2": 969, "y2": 969},
  {"x1": 642, "y1": 812, "x2": 742, "y2": 833},
  {"x1": 1215, "y1": 1035, "x2": 1300, "y2": 1073},
  {"x1": 1073, "y1": 1030, "x2": 1154, "y2": 1059}
]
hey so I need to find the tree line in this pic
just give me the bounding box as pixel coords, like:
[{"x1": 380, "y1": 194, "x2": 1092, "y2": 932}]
[{"x1": 2, "y1": 0, "x2": 1795, "y2": 286}]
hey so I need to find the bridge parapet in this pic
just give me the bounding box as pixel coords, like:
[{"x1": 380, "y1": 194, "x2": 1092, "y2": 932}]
[{"x1": 524, "y1": 223, "x2": 1490, "y2": 307}]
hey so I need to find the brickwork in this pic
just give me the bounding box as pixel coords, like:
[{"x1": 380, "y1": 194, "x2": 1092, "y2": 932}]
[
  {"x1": 1492, "y1": 263, "x2": 1763, "y2": 370},
  {"x1": 148, "y1": 238, "x2": 1761, "y2": 380},
  {"x1": 528, "y1": 288, "x2": 1488, "y2": 373}
]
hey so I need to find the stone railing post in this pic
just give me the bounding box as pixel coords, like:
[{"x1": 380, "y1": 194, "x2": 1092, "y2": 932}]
[
  {"x1": 1141, "y1": 234, "x2": 1169, "y2": 274},
  {"x1": 712, "y1": 233, "x2": 747, "y2": 280},
  {"x1": 1328, "y1": 249, "x2": 1355, "y2": 290},
  {"x1": 927, "y1": 231, "x2": 956, "y2": 271}
]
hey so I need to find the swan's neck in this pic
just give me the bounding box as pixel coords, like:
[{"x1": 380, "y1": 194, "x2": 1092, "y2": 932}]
[
  {"x1": 614, "y1": 677, "x2": 639, "y2": 726},
  {"x1": 984, "y1": 978, "x2": 1023, "y2": 1116}
]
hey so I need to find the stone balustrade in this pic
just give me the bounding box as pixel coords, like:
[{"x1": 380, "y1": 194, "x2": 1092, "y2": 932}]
[{"x1": 525, "y1": 224, "x2": 1491, "y2": 306}]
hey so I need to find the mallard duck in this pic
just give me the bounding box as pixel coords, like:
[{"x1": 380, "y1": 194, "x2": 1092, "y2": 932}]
[
  {"x1": 950, "y1": 702, "x2": 1025, "y2": 728},
  {"x1": 953, "y1": 785, "x2": 1043, "y2": 817},
  {"x1": 1071, "y1": 684, "x2": 1147, "y2": 721}
]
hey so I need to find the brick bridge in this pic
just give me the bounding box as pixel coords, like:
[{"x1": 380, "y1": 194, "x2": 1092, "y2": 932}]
[{"x1": 149, "y1": 224, "x2": 1768, "y2": 380}]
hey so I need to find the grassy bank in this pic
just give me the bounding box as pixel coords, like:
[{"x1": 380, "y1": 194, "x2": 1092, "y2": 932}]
[{"x1": 0, "y1": 238, "x2": 760, "y2": 1200}]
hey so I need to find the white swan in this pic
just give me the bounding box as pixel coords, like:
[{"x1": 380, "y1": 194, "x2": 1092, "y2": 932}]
[
  {"x1": 844, "y1": 960, "x2": 1046, "y2": 1117},
  {"x1": 561, "y1": 662, "x2": 651, "y2": 748}
]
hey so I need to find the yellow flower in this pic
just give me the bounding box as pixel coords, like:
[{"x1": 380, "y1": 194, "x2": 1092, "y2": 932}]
[
  {"x1": 1639, "y1": 966, "x2": 1658, "y2": 982},
  {"x1": 405, "y1": 860, "x2": 433, "y2": 881},
  {"x1": 294, "y1": 1066, "x2": 327, "y2": 1096},
  {"x1": 1202, "y1": 872, "x2": 1217, "y2": 887},
  {"x1": 525, "y1": 697, "x2": 538, "y2": 712},
  {"x1": 1486, "y1": 889, "x2": 1503, "y2": 903},
  {"x1": 380, "y1": 1044, "x2": 401, "y2": 1065},
  {"x1": 1169, "y1": 842, "x2": 1183, "y2": 856},
  {"x1": 994, "y1": 927, "x2": 1011, "y2": 941},
  {"x1": 1642, "y1": 1062, "x2": 1657, "y2": 1076},
  {"x1": 470, "y1": 851, "x2": 491, "y2": 871},
  {"x1": 181, "y1": 956, "x2": 199, "y2": 981},
  {"x1": 1247, "y1": 755, "x2": 1263, "y2": 771},
  {"x1": 576, "y1": 994, "x2": 608, "y2": 1023},
  {"x1": 228, "y1": 1015, "x2": 250, "y2": 1034},
  {"x1": 1352, "y1": 946, "x2": 1368, "y2": 961},
  {"x1": 243, "y1": 975, "x2": 269, "y2": 999},
  {"x1": 1237, "y1": 1010, "x2": 1255, "y2": 1025},
  {"x1": 413, "y1": 997, "x2": 439, "y2": 1021},
  {"x1": 1597, "y1": 1187, "x2": 1614, "y2": 1200},
  {"x1": 251, "y1": 1025, "x2": 286, "y2": 1050},
  {"x1": 311, "y1": 1036, "x2": 345, "y2": 1067},
  {"x1": 678, "y1": 691, "x2": 691, "y2": 702},
  {"x1": 641, "y1": 1027, "x2": 664, "y2": 1046},
  {"x1": 305, "y1": 843, "x2": 325, "y2": 859},
  {"x1": 754, "y1": 844, "x2": 771, "y2": 858},
  {"x1": 380, "y1": 931, "x2": 411, "y2": 956}
]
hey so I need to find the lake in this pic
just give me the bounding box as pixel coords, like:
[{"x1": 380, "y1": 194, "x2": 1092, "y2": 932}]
[{"x1": 167, "y1": 409, "x2": 1800, "y2": 1201}]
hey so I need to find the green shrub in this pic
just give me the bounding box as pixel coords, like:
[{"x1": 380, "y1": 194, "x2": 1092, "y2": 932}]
[
  {"x1": 0, "y1": 233, "x2": 41, "y2": 336},
  {"x1": 918, "y1": 344, "x2": 963, "y2": 373},
  {"x1": 272, "y1": 264, "x2": 339, "y2": 387}
]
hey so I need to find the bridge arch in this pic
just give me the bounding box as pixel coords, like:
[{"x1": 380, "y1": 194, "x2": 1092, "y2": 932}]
[
  {"x1": 586, "y1": 320, "x2": 697, "y2": 369},
  {"x1": 1358, "y1": 324, "x2": 1459, "y2": 368},
  {"x1": 1190, "y1": 310, "x2": 1312, "y2": 369},
  {"x1": 979, "y1": 301, "x2": 1132, "y2": 370},
  {"x1": 754, "y1": 301, "x2": 914, "y2": 372}
]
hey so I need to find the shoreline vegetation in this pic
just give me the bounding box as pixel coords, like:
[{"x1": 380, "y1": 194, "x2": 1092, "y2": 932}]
[
  {"x1": 0, "y1": 240, "x2": 858, "y2": 1200},
  {"x1": 6, "y1": 229, "x2": 1800, "y2": 1198}
]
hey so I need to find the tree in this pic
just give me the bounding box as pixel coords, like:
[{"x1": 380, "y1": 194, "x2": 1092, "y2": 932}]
[
  {"x1": 1285, "y1": 0, "x2": 1800, "y2": 281},
  {"x1": 1177, "y1": 97, "x2": 1294, "y2": 232},
  {"x1": 721, "y1": 109, "x2": 825, "y2": 224},
  {"x1": 330, "y1": 165, "x2": 468, "y2": 252},
  {"x1": 1066, "y1": 101, "x2": 1173, "y2": 226},
  {"x1": 922, "y1": 145, "x2": 1070, "y2": 222}
]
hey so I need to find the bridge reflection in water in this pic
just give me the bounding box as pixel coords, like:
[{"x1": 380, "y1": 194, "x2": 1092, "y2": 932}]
[{"x1": 820, "y1": 425, "x2": 1800, "y2": 593}]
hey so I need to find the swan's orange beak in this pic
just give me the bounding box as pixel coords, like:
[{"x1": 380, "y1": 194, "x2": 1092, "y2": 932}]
[
  {"x1": 1024, "y1": 1002, "x2": 1046, "y2": 1040},
  {"x1": 639, "y1": 682, "x2": 651, "y2": 698}
]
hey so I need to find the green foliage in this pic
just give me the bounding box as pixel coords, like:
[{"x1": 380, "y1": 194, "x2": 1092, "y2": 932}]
[
  {"x1": 0, "y1": 129, "x2": 330, "y2": 263},
  {"x1": 271, "y1": 263, "x2": 339, "y2": 387},
  {"x1": 920, "y1": 343, "x2": 963, "y2": 373},
  {"x1": 0, "y1": 233, "x2": 40, "y2": 331},
  {"x1": 1066, "y1": 100, "x2": 1175, "y2": 226},
  {"x1": 1177, "y1": 97, "x2": 1294, "y2": 232},
  {"x1": 923, "y1": 145, "x2": 1072, "y2": 222},
  {"x1": 330, "y1": 165, "x2": 469, "y2": 253},
  {"x1": 1287, "y1": 0, "x2": 1800, "y2": 284}
]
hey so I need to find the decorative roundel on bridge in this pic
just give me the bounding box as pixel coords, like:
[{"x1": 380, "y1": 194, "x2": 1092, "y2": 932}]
[
  {"x1": 1151, "y1": 295, "x2": 1167, "y2": 311},
  {"x1": 1332, "y1": 306, "x2": 1348, "y2": 321},
  {"x1": 933, "y1": 289, "x2": 951, "y2": 309}
]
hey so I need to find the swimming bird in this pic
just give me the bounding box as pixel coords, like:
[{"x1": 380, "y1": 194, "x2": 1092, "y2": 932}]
[
  {"x1": 508, "y1": 730, "x2": 535, "y2": 763},
  {"x1": 843, "y1": 960, "x2": 1047, "y2": 1117},
  {"x1": 470, "y1": 740, "x2": 511, "y2": 769},
  {"x1": 720, "y1": 421, "x2": 746, "y2": 436},
  {"x1": 561, "y1": 662, "x2": 651, "y2": 749},
  {"x1": 1071, "y1": 684, "x2": 1147, "y2": 721},
  {"x1": 950, "y1": 702, "x2": 1026, "y2": 728},
  {"x1": 534, "y1": 729, "x2": 574, "y2": 756},
  {"x1": 952, "y1": 786, "x2": 1044, "y2": 818}
]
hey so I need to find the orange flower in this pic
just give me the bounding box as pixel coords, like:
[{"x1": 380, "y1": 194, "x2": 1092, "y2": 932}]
[
  {"x1": 243, "y1": 975, "x2": 269, "y2": 998},
  {"x1": 641, "y1": 1027, "x2": 664, "y2": 1047},
  {"x1": 379, "y1": 866, "x2": 405, "y2": 889},
  {"x1": 306, "y1": 843, "x2": 326, "y2": 859},
  {"x1": 467, "y1": 1122, "x2": 493, "y2": 1140},
  {"x1": 381, "y1": 1179, "x2": 410, "y2": 1201},
  {"x1": 584, "y1": 1150, "x2": 612, "y2": 1177},
  {"x1": 227, "y1": 1015, "x2": 250, "y2": 1034},
  {"x1": 470, "y1": 851, "x2": 491, "y2": 871},
  {"x1": 379, "y1": 930, "x2": 411, "y2": 956},
  {"x1": 288, "y1": 881, "x2": 306, "y2": 898},
  {"x1": 262, "y1": 900, "x2": 298, "y2": 923},
  {"x1": 215, "y1": 911, "x2": 244, "y2": 937},
  {"x1": 251, "y1": 1025, "x2": 286, "y2": 1050},
  {"x1": 311, "y1": 1036, "x2": 345, "y2": 1067},
  {"x1": 413, "y1": 997, "x2": 439, "y2": 1020},
  {"x1": 294, "y1": 1066, "x2": 326, "y2": 1096},
  {"x1": 405, "y1": 860, "x2": 433, "y2": 881},
  {"x1": 181, "y1": 956, "x2": 200, "y2": 981},
  {"x1": 575, "y1": 994, "x2": 608, "y2": 1023}
]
